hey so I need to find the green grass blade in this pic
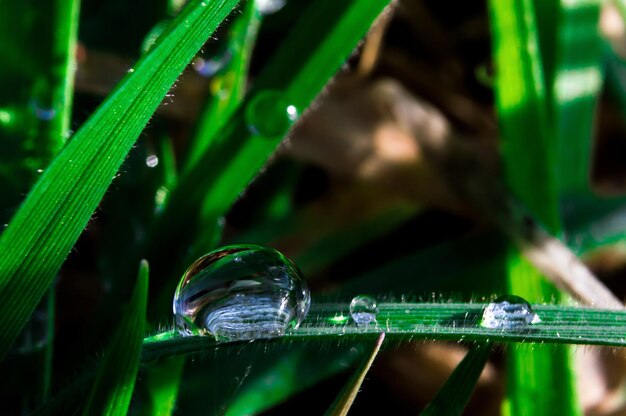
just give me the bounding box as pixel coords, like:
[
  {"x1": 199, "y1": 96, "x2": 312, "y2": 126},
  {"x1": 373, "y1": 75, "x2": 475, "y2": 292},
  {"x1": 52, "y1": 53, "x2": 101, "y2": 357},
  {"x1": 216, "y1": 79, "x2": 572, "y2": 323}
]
[
  {"x1": 141, "y1": 357, "x2": 186, "y2": 416},
  {"x1": 39, "y1": 301, "x2": 626, "y2": 414},
  {"x1": 420, "y1": 343, "x2": 492, "y2": 416},
  {"x1": 324, "y1": 332, "x2": 385, "y2": 416},
  {"x1": 142, "y1": 302, "x2": 626, "y2": 362},
  {"x1": 489, "y1": 0, "x2": 559, "y2": 229},
  {"x1": 83, "y1": 260, "x2": 149, "y2": 416},
  {"x1": 0, "y1": 0, "x2": 241, "y2": 360},
  {"x1": 223, "y1": 345, "x2": 364, "y2": 416}
]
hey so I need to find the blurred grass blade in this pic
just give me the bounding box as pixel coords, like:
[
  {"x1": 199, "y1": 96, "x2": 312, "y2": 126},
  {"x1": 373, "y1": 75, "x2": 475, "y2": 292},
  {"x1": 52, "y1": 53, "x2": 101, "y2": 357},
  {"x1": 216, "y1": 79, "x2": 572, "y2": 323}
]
[
  {"x1": 503, "y1": 255, "x2": 580, "y2": 416},
  {"x1": 324, "y1": 332, "x2": 385, "y2": 416},
  {"x1": 533, "y1": 0, "x2": 604, "y2": 199},
  {"x1": 552, "y1": 0, "x2": 603, "y2": 197},
  {"x1": 0, "y1": 0, "x2": 241, "y2": 360},
  {"x1": 489, "y1": 0, "x2": 582, "y2": 414},
  {"x1": 224, "y1": 345, "x2": 364, "y2": 416},
  {"x1": 83, "y1": 260, "x2": 149, "y2": 416},
  {"x1": 489, "y1": 0, "x2": 558, "y2": 228},
  {"x1": 183, "y1": 0, "x2": 260, "y2": 171},
  {"x1": 0, "y1": 0, "x2": 80, "y2": 214},
  {"x1": 420, "y1": 343, "x2": 492, "y2": 416},
  {"x1": 141, "y1": 356, "x2": 186, "y2": 416}
]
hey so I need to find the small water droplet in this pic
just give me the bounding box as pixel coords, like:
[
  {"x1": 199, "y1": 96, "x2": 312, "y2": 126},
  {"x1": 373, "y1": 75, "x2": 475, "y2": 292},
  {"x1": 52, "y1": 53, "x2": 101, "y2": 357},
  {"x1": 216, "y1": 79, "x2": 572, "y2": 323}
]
[
  {"x1": 31, "y1": 101, "x2": 56, "y2": 121},
  {"x1": 36, "y1": 169, "x2": 44, "y2": 173},
  {"x1": 480, "y1": 295, "x2": 541, "y2": 329},
  {"x1": 257, "y1": 0, "x2": 287, "y2": 15},
  {"x1": 193, "y1": 50, "x2": 232, "y2": 77},
  {"x1": 173, "y1": 244, "x2": 310, "y2": 340},
  {"x1": 128, "y1": 68, "x2": 135, "y2": 73},
  {"x1": 349, "y1": 295, "x2": 378, "y2": 326},
  {"x1": 146, "y1": 155, "x2": 159, "y2": 168},
  {"x1": 245, "y1": 90, "x2": 298, "y2": 137}
]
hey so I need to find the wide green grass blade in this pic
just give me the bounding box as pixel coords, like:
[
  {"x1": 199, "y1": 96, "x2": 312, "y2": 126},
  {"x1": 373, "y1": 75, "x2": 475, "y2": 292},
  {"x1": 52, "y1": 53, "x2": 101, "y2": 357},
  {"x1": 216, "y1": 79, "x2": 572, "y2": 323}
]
[
  {"x1": 142, "y1": 302, "x2": 626, "y2": 361},
  {"x1": 420, "y1": 343, "x2": 492, "y2": 416},
  {"x1": 489, "y1": 0, "x2": 559, "y2": 228},
  {"x1": 83, "y1": 260, "x2": 148, "y2": 416},
  {"x1": 0, "y1": 0, "x2": 241, "y2": 360},
  {"x1": 39, "y1": 301, "x2": 626, "y2": 413},
  {"x1": 324, "y1": 332, "x2": 385, "y2": 416}
]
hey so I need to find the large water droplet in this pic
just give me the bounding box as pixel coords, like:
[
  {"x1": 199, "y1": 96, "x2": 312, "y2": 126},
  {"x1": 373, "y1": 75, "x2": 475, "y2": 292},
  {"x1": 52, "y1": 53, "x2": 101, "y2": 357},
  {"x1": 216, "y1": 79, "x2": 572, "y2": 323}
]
[
  {"x1": 480, "y1": 295, "x2": 541, "y2": 329},
  {"x1": 245, "y1": 90, "x2": 298, "y2": 138},
  {"x1": 350, "y1": 295, "x2": 379, "y2": 326},
  {"x1": 173, "y1": 245, "x2": 310, "y2": 340}
]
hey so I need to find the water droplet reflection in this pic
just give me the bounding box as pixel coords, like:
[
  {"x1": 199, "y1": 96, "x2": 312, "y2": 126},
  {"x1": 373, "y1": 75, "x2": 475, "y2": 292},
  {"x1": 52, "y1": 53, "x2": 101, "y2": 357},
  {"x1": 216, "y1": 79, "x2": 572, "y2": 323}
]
[
  {"x1": 146, "y1": 155, "x2": 159, "y2": 168},
  {"x1": 257, "y1": 0, "x2": 287, "y2": 15},
  {"x1": 173, "y1": 245, "x2": 310, "y2": 341},
  {"x1": 480, "y1": 295, "x2": 540, "y2": 329},
  {"x1": 350, "y1": 295, "x2": 378, "y2": 326},
  {"x1": 245, "y1": 90, "x2": 298, "y2": 137}
]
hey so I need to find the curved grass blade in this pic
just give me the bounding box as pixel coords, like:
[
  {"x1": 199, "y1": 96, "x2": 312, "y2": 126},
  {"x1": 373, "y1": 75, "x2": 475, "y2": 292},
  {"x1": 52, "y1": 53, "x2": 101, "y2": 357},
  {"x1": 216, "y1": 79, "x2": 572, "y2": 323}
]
[
  {"x1": 83, "y1": 260, "x2": 148, "y2": 416},
  {"x1": 420, "y1": 343, "x2": 492, "y2": 416},
  {"x1": 324, "y1": 332, "x2": 385, "y2": 416},
  {"x1": 0, "y1": 0, "x2": 241, "y2": 360}
]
